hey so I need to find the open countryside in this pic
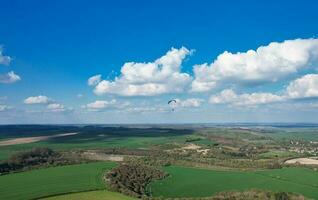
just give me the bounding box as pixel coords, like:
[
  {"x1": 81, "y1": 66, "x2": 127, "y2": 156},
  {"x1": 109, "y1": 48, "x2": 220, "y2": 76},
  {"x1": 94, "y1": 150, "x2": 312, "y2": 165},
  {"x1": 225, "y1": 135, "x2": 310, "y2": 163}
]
[
  {"x1": 1, "y1": 125, "x2": 318, "y2": 199},
  {"x1": 150, "y1": 166, "x2": 318, "y2": 199},
  {"x1": 0, "y1": 162, "x2": 116, "y2": 200},
  {"x1": 1, "y1": 1, "x2": 318, "y2": 199}
]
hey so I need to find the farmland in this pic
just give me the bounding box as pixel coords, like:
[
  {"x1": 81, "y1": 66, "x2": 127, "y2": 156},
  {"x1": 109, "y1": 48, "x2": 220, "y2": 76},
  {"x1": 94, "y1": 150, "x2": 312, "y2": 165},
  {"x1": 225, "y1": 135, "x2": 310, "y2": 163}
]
[
  {"x1": 1, "y1": 125, "x2": 318, "y2": 199},
  {"x1": 0, "y1": 162, "x2": 116, "y2": 200},
  {"x1": 149, "y1": 166, "x2": 318, "y2": 199},
  {"x1": 43, "y1": 190, "x2": 136, "y2": 200},
  {"x1": 0, "y1": 125, "x2": 193, "y2": 161}
]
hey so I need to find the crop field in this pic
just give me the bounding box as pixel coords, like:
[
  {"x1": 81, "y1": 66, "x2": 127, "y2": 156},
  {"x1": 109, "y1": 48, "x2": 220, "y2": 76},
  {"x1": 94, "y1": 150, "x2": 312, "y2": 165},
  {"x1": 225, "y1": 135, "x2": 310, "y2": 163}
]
[
  {"x1": 257, "y1": 150, "x2": 297, "y2": 159},
  {"x1": 1, "y1": 125, "x2": 318, "y2": 199},
  {"x1": 264, "y1": 128, "x2": 318, "y2": 141},
  {"x1": 149, "y1": 166, "x2": 318, "y2": 199},
  {"x1": 0, "y1": 162, "x2": 116, "y2": 200},
  {"x1": 43, "y1": 190, "x2": 136, "y2": 200},
  {"x1": 0, "y1": 135, "x2": 192, "y2": 161},
  {"x1": 0, "y1": 125, "x2": 193, "y2": 160},
  {"x1": 0, "y1": 137, "x2": 162, "y2": 160}
]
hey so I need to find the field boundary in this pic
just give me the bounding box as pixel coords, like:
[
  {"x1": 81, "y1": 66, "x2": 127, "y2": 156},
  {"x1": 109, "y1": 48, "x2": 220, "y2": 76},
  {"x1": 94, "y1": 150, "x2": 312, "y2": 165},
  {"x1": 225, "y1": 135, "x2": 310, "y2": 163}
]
[{"x1": 35, "y1": 189, "x2": 105, "y2": 200}]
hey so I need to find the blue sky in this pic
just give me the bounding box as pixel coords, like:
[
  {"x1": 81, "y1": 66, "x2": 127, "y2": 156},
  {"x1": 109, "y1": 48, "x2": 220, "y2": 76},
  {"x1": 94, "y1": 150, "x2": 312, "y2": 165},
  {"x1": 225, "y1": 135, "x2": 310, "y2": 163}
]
[{"x1": 1, "y1": 0, "x2": 318, "y2": 124}]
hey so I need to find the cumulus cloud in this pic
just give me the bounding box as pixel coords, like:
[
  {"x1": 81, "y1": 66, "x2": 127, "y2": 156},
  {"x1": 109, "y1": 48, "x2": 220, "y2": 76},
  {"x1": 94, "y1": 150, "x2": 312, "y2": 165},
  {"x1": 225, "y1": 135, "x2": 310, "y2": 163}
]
[
  {"x1": 47, "y1": 103, "x2": 65, "y2": 112},
  {"x1": 0, "y1": 71, "x2": 21, "y2": 84},
  {"x1": 210, "y1": 73, "x2": 318, "y2": 107},
  {"x1": 175, "y1": 98, "x2": 204, "y2": 107},
  {"x1": 0, "y1": 47, "x2": 20, "y2": 84},
  {"x1": 0, "y1": 96, "x2": 7, "y2": 102},
  {"x1": 92, "y1": 47, "x2": 193, "y2": 96},
  {"x1": 87, "y1": 74, "x2": 102, "y2": 86},
  {"x1": 82, "y1": 99, "x2": 128, "y2": 111},
  {"x1": 286, "y1": 74, "x2": 318, "y2": 99},
  {"x1": 210, "y1": 89, "x2": 284, "y2": 106},
  {"x1": 123, "y1": 106, "x2": 166, "y2": 113},
  {"x1": 0, "y1": 105, "x2": 11, "y2": 112},
  {"x1": 0, "y1": 46, "x2": 11, "y2": 65},
  {"x1": 24, "y1": 95, "x2": 51, "y2": 104},
  {"x1": 192, "y1": 38, "x2": 318, "y2": 92}
]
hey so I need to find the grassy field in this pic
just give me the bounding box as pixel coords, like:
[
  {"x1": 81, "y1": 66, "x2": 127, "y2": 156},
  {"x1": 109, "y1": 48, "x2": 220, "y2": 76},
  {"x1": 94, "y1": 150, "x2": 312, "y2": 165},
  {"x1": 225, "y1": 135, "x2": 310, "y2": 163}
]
[
  {"x1": 43, "y1": 190, "x2": 136, "y2": 200},
  {"x1": 1, "y1": 125, "x2": 318, "y2": 199},
  {"x1": 149, "y1": 166, "x2": 318, "y2": 199},
  {"x1": 265, "y1": 128, "x2": 318, "y2": 141},
  {"x1": 1, "y1": 125, "x2": 317, "y2": 161},
  {"x1": 0, "y1": 126, "x2": 193, "y2": 160},
  {"x1": 0, "y1": 162, "x2": 116, "y2": 200},
  {"x1": 257, "y1": 150, "x2": 297, "y2": 159},
  {"x1": 0, "y1": 135, "x2": 190, "y2": 160}
]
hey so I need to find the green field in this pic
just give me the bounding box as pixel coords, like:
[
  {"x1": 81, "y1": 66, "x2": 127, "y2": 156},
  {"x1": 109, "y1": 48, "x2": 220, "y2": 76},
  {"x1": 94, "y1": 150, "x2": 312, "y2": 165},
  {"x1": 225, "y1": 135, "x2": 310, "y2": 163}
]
[
  {"x1": 43, "y1": 190, "x2": 136, "y2": 200},
  {"x1": 0, "y1": 162, "x2": 116, "y2": 200},
  {"x1": 257, "y1": 150, "x2": 297, "y2": 159},
  {"x1": 2, "y1": 125, "x2": 318, "y2": 199},
  {"x1": 0, "y1": 126, "x2": 193, "y2": 161},
  {"x1": 149, "y1": 166, "x2": 318, "y2": 199},
  {"x1": 265, "y1": 128, "x2": 318, "y2": 141},
  {"x1": 0, "y1": 135, "x2": 189, "y2": 161}
]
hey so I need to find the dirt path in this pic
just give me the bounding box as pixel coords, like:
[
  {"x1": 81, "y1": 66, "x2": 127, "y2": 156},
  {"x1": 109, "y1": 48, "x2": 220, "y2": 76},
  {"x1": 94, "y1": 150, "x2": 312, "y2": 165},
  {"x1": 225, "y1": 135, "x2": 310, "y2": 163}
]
[
  {"x1": 182, "y1": 143, "x2": 201, "y2": 150},
  {"x1": 0, "y1": 132, "x2": 78, "y2": 146},
  {"x1": 82, "y1": 151, "x2": 124, "y2": 162},
  {"x1": 285, "y1": 157, "x2": 318, "y2": 165}
]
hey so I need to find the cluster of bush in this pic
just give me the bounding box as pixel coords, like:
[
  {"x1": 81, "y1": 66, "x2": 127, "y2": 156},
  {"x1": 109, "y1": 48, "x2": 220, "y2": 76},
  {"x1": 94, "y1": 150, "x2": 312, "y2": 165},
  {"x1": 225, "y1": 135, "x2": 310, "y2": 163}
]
[
  {"x1": 106, "y1": 163, "x2": 167, "y2": 198},
  {"x1": 185, "y1": 137, "x2": 202, "y2": 143},
  {"x1": 97, "y1": 148, "x2": 162, "y2": 157},
  {"x1": 124, "y1": 147, "x2": 284, "y2": 170},
  {"x1": 0, "y1": 148, "x2": 82, "y2": 174},
  {"x1": 152, "y1": 190, "x2": 305, "y2": 200},
  {"x1": 210, "y1": 190, "x2": 305, "y2": 200}
]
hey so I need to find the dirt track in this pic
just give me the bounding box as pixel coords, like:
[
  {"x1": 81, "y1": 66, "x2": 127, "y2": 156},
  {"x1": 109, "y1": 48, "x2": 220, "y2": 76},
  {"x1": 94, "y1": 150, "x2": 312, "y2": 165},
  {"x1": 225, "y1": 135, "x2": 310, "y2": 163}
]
[
  {"x1": 0, "y1": 132, "x2": 78, "y2": 146},
  {"x1": 285, "y1": 157, "x2": 318, "y2": 165},
  {"x1": 82, "y1": 151, "x2": 124, "y2": 161}
]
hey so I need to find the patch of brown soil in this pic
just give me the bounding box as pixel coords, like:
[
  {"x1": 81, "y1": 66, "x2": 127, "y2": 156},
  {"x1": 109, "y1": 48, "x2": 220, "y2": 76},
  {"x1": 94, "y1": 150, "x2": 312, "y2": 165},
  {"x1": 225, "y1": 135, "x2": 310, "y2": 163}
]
[{"x1": 0, "y1": 132, "x2": 78, "y2": 146}]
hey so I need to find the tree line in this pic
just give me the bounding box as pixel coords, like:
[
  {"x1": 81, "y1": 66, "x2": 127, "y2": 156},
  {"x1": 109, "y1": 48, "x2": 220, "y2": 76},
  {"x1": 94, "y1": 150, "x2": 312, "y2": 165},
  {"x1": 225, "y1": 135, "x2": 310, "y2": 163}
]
[
  {"x1": 0, "y1": 147, "x2": 84, "y2": 175},
  {"x1": 151, "y1": 189, "x2": 306, "y2": 200}
]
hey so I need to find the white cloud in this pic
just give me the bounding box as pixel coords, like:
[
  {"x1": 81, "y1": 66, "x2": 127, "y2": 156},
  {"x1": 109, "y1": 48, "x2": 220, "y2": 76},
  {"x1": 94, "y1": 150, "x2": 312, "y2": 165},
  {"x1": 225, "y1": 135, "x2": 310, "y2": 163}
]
[
  {"x1": 87, "y1": 74, "x2": 102, "y2": 86},
  {"x1": 121, "y1": 98, "x2": 203, "y2": 114},
  {"x1": 0, "y1": 47, "x2": 20, "y2": 84},
  {"x1": 82, "y1": 99, "x2": 128, "y2": 111},
  {"x1": 84, "y1": 100, "x2": 115, "y2": 109},
  {"x1": 175, "y1": 98, "x2": 204, "y2": 107},
  {"x1": 47, "y1": 103, "x2": 65, "y2": 112},
  {"x1": 123, "y1": 106, "x2": 166, "y2": 113},
  {"x1": 0, "y1": 96, "x2": 7, "y2": 102},
  {"x1": 286, "y1": 74, "x2": 318, "y2": 99},
  {"x1": 0, "y1": 105, "x2": 11, "y2": 112},
  {"x1": 0, "y1": 46, "x2": 11, "y2": 65},
  {"x1": 0, "y1": 71, "x2": 21, "y2": 84},
  {"x1": 210, "y1": 89, "x2": 284, "y2": 106},
  {"x1": 93, "y1": 47, "x2": 193, "y2": 96},
  {"x1": 192, "y1": 38, "x2": 318, "y2": 92},
  {"x1": 24, "y1": 95, "x2": 51, "y2": 104},
  {"x1": 210, "y1": 73, "x2": 318, "y2": 107}
]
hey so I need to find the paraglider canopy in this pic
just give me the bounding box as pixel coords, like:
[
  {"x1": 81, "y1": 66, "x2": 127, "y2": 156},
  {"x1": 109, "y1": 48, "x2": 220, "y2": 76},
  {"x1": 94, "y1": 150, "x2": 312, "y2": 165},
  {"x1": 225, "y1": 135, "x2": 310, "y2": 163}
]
[
  {"x1": 168, "y1": 99, "x2": 177, "y2": 111},
  {"x1": 168, "y1": 99, "x2": 177, "y2": 104}
]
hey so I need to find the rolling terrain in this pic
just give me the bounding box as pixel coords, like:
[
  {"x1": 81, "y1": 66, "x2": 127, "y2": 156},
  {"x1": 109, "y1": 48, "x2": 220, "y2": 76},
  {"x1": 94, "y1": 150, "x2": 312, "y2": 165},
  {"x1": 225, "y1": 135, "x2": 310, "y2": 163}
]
[
  {"x1": 0, "y1": 125, "x2": 318, "y2": 199},
  {"x1": 149, "y1": 166, "x2": 318, "y2": 199},
  {"x1": 0, "y1": 162, "x2": 116, "y2": 200}
]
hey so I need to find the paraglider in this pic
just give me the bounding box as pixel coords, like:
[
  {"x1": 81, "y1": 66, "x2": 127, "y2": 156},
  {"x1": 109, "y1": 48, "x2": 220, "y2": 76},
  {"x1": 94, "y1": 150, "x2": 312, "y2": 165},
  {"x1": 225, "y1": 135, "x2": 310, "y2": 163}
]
[{"x1": 168, "y1": 99, "x2": 177, "y2": 111}]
